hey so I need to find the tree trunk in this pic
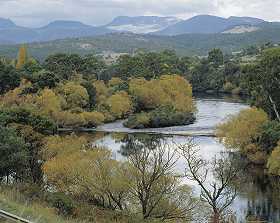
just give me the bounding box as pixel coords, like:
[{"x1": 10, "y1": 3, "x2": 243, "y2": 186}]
[
  {"x1": 211, "y1": 210, "x2": 220, "y2": 223},
  {"x1": 268, "y1": 94, "x2": 280, "y2": 122}
]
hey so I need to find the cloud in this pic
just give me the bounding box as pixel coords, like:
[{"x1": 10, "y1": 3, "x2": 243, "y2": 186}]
[{"x1": 0, "y1": 0, "x2": 279, "y2": 27}]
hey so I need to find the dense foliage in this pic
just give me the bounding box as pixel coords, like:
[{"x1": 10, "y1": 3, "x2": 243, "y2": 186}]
[{"x1": 0, "y1": 44, "x2": 280, "y2": 222}]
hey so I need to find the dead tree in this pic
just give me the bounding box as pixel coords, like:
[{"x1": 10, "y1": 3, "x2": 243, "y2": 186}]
[{"x1": 177, "y1": 139, "x2": 239, "y2": 223}]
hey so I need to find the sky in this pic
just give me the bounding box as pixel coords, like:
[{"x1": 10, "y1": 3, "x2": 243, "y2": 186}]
[{"x1": 0, "y1": 0, "x2": 280, "y2": 27}]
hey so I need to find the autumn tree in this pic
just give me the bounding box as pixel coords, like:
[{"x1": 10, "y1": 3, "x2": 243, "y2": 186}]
[
  {"x1": 216, "y1": 108, "x2": 269, "y2": 164},
  {"x1": 58, "y1": 82, "x2": 89, "y2": 109},
  {"x1": 126, "y1": 142, "x2": 197, "y2": 220},
  {"x1": 16, "y1": 45, "x2": 28, "y2": 69},
  {"x1": 43, "y1": 135, "x2": 128, "y2": 210},
  {"x1": 106, "y1": 91, "x2": 133, "y2": 119},
  {"x1": 267, "y1": 141, "x2": 280, "y2": 175}
]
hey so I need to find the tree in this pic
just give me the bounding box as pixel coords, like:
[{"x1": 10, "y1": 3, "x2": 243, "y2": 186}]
[
  {"x1": 267, "y1": 141, "x2": 280, "y2": 175},
  {"x1": 126, "y1": 142, "x2": 197, "y2": 220},
  {"x1": 81, "y1": 54, "x2": 106, "y2": 80},
  {"x1": 243, "y1": 48, "x2": 280, "y2": 121},
  {"x1": 0, "y1": 107, "x2": 56, "y2": 134},
  {"x1": 216, "y1": 108, "x2": 268, "y2": 151},
  {"x1": 43, "y1": 135, "x2": 128, "y2": 210},
  {"x1": 44, "y1": 54, "x2": 83, "y2": 80},
  {"x1": 59, "y1": 82, "x2": 89, "y2": 109},
  {"x1": 177, "y1": 140, "x2": 239, "y2": 223},
  {"x1": 208, "y1": 48, "x2": 224, "y2": 68},
  {"x1": 106, "y1": 91, "x2": 133, "y2": 118},
  {"x1": 11, "y1": 124, "x2": 44, "y2": 184},
  {"x1": 129, "y1": 75, "x2": 195, "y2": 113},
  {"x1": 16, "y1": 45, "x2": 28, "y2": 70},
  {"x1": 36, "y1": 88, "x2": 62, "y2": 119},
  {"x1": 31, "y1": 70, "x2": 59, "y2": 90},
  {"x1": 0, "y1": 126, "x2": 28, "y2": 183},
  {"x1": 0, "y1": 61, "x2": 21, "y2": 94},
  {"x1": 81, "y1": 81, "x2": 97, "y2": 109}
]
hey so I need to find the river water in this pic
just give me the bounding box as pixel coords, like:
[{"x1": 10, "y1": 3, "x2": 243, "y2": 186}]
[{"x1": 81, "y1": 95, "x2": 280, "y2": 222}]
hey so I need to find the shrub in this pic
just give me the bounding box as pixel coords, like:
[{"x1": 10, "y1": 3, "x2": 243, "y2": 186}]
[
  {"x1": 46, "y1": 192, "x2": 76, "y2": 216},
  {"x1": 124, "y1": 106, "x2": 195, "y2": 129},
  {"x1": 80, "y1": 111, "x2": 105, "y2": 127}
]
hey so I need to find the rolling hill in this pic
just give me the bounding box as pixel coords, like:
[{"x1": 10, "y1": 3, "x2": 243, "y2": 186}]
[
  {"x1": 104, "y1": 16, "x2": 181, "y2": 34},
  {"x1": 1, "y1": 22, "x2": 280, "y2": 61},
  {"x1": 155, "y1": 15, "x2": 265, "y2": 35}
]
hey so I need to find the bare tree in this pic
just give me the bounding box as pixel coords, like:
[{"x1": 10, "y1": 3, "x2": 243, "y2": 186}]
[
  {"x1": 127, "y1": 142, "x2": 198, "y2": 221},
  {"x1": 176, "y1": 139, "x2": 239, "y2": 223}
]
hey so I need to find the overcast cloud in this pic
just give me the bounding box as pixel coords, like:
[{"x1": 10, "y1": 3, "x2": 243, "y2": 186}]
[{"x1": 0, "y1": 0, "x2": 280, "y2": 27}]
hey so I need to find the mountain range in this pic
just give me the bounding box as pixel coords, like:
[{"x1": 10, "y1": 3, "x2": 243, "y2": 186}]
[{"x1": 0, "y1": 15, "x2": 274, "y2": 44}]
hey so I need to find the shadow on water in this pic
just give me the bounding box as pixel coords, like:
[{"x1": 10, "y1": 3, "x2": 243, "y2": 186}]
[{"x1": 67, "y1": 95, "x2": 280, "y2": 222}]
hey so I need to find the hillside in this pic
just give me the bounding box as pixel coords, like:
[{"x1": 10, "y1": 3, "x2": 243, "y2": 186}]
[
  {"x1": 105, "y1": 16, "x2": 181, "y2": 33},
  {"x1": 156, "y1": 15, "x2": 265, "y2": 35},
  {"x1": 0, "y1": 20, "x2": 112, "y2": 44},
  {"x1": 0, "y1": 15, "x2": 269, "y2": 44},
  {"x1": 1, "y1": 23, "x2": 280, "y2": 60}
]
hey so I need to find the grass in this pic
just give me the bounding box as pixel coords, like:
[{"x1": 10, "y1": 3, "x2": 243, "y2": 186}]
[{"x1": 0, "y1": 187, "x2": 82, "y2": 223}]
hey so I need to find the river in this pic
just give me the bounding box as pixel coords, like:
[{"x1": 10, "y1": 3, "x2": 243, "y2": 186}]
[{"x1": 80, "y1": 94, "x2": 280, "y2": 222}]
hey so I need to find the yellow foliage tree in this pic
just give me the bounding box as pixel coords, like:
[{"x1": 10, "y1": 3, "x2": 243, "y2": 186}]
[
  {"x1": 36, "y1": 89, "x2": 62, "y2": 118},
  {"x1": 216, "y1": 108, "x2": 268, "y2": 152},
  {"x1": 267, "y1": 141, "x2": 280, "y2": 176},
  {"x1": 59, "y1": 82, "x2": 89, "y2": 109},
  {"x1": 80, "y1": 111, "x2": 105, "y2": 126},
  {"x1": 93, "y1": 80, "x2": 109, "y2": 105},
  {"x1": 129, "y1": 75, "x2": 195, "y2": 113},
  {"x1": 16, "y1": 45, "x2": 28, "y2": 69},
  {"x1": 43, "y1": 135, "x2": 128, "y2": 210},
  {"x1": 106, "y1": 91, "x2": 133, "y2": 118}
]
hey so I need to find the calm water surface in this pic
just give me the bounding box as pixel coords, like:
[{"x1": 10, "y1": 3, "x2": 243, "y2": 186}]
[{"x1": 82, "y1": 95, "x2": 280, "y2": 222}]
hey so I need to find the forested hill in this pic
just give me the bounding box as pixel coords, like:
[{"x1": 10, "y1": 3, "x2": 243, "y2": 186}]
[{"x1": 1, "y1": 23, "x2": 280, "y2": 60}]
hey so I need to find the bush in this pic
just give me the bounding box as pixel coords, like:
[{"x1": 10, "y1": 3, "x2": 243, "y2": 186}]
[
  {"x1": 149, "y1": 106, "x2": 195, "y2": 128},
  {"x1": 0, "y1": 107, "x2": 56, "y2": 134},
  {"x1": 259, "y1": 121, "x2": 280, "y2": 153},
  {"x1": 124, "y1": 106, "x2": 195, "y2": 129},
  {"x1": 46, "y1": 192, "x2": 76, "y2": 216},
  {"x1": 124, "y1": 112, "x2": 151, "y2": 129},
  {"x1": 80, "y1": 111, "x2": 105, "y2": 127}
]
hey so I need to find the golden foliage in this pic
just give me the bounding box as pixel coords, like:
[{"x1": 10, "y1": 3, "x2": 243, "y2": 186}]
[
  {"x1": 43, "y1": 135, "x2": 128, "y2": 206},
  {"x1": 16, "y1": 45, "x2": 28, "y2": 69},
  {"x1": 267, "y1": 141, "x2": 280, "y2": 175},
  {"x1": 216, "y1": 107, "x2": 268, "y2": 151},
  {"x1": 36, "y1": 89, "x2": 62, "y2": 117},
  {"x1": 80, "y1": 111, "x2": 105, "y2": 126},
  {"x1": 59, "y1": 82, "x2": 89, "y2": 109},
  {"x1": 93, "y1": 80, "x2": 109, "y2": 104},
  {"x1": 106, "y1": 91, "x2": 133, "y2": 118},
  {"x1": 129, "y1": 75, "x2": 195, "y2": 113}
]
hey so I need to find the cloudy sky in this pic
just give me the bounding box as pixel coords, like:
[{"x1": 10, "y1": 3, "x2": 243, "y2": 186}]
[{"x1": 1, "y1": 0, "x2": 280, "y2": 27}]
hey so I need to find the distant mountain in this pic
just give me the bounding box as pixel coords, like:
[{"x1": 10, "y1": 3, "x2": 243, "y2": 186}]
[
  {"x1": 0, "y1": 15, "x2": 273, "y2": 45},
  {"x1": 0, "y1": 19, "x2": 113, "y2": 44},
  {"x1": 156, "y1": 15, "x2": 266, "y2": 35},
  {"x1": 1, "y1": 22, "x2": 280, "y2": 61},
  {"x1": 0, "y1": 18, "x2": 16, "y2": 29},
  {"x1": 34, "y1": 20, "x2": 111, "y2": 42},
  {"x1": 105, "y1": 16, "x2": 181, "y2": 34}
]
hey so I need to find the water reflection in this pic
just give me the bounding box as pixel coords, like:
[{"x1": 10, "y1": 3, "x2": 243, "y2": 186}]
[{"x1": 93, "y1": 133, "x2": 280, "y2": 222}]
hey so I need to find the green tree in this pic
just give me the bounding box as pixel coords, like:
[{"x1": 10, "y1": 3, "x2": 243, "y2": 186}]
[
  {"x1": 0, "y1": 126, "x2": 28, "y2": 183},
  {"x1": 0, "y1": 61, "x2": 21, "y2": 94},
  {"x1": 208, "y1": 48, "x2": 224, "y2": 68}
]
